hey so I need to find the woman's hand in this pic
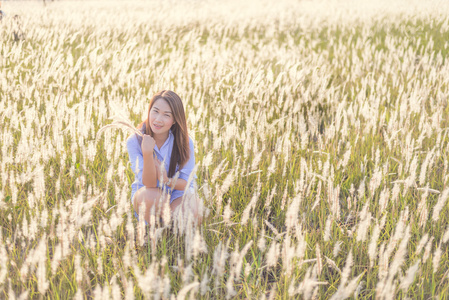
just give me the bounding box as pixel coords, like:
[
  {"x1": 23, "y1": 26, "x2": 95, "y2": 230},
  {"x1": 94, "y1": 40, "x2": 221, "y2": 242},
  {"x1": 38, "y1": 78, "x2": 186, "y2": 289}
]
[
  {"x1": 154, "y1": 158, "x2": 169, "y2": 185},
  {"x1": 141, "y1": 134, "x2": 156, "y2": 156}
]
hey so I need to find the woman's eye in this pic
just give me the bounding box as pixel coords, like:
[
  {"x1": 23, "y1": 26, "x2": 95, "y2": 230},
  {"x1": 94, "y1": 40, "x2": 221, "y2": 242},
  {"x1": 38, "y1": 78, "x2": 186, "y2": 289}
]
[{"x1": 165, "y1": 114, "x2": 170, "y2": 117}]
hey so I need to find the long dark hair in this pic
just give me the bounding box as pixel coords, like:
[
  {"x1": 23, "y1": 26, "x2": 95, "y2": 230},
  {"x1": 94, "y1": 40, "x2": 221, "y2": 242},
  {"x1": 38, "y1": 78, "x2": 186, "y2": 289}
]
[{"x1": 137, "y1": 90, "x2": 190, "y2": 177}]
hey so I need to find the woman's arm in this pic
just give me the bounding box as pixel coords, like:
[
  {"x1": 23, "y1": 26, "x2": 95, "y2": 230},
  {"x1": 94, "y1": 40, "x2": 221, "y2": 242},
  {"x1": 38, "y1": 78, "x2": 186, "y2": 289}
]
[
  {"x1": 154, "y1": 158, "x2": 188, "y2": 190},
  {"x1": 141, "y1": 135, "x2": 158, "y2": 188},
  {"x1": 171, "y1": 178, "x2": 188, "y2": 190}
]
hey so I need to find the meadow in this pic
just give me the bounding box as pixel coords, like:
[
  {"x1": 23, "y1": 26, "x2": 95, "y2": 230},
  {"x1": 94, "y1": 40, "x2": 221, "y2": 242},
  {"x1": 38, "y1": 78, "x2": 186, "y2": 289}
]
[{"x1": 1, "y1": 0, "x2": 449, "y2": 298}]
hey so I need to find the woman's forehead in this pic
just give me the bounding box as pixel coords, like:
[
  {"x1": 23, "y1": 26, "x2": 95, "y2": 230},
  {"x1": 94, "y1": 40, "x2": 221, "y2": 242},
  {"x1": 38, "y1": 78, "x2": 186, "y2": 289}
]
[{"x1": 152, "y1": 98, "x2": 172, "y2": 112}]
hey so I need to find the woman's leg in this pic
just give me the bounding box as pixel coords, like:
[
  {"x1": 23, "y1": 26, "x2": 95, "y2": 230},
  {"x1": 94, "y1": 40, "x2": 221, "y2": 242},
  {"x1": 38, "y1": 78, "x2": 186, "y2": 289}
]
[
  {"x1": 170, "y1": 195, "x2": 202, "y2": 224},
  {"x1": 133, "y1": 187, "x2": 163, "y2": 224}
]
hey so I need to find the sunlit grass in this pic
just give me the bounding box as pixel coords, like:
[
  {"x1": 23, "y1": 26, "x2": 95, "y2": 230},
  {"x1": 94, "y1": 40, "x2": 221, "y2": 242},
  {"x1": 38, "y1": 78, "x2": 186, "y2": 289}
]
[{"x1": 1, "y1": 0, "x2": 449, "y2": 298}]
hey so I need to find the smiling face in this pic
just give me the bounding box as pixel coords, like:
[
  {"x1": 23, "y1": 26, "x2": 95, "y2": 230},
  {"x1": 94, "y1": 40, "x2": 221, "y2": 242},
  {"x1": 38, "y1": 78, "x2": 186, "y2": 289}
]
[
  {"x1": 143, "y1": 90, "x2": 189, "y2": 177},
  {"x1": 149, "y1": 98, "x2": 175, "y2": 135}
]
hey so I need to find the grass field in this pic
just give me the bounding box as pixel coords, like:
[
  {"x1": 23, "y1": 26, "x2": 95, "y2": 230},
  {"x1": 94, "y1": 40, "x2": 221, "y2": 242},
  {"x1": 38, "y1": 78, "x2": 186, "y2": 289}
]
[{"x1": 1, "y1": 0, "x2": 449, "y2": 298}]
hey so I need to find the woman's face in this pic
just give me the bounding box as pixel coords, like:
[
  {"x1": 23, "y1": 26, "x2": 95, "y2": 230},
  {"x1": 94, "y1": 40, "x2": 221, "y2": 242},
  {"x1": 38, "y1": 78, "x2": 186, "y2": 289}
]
[{"x1": 149, "y1": 98, "x2": 175, "y2": 135}]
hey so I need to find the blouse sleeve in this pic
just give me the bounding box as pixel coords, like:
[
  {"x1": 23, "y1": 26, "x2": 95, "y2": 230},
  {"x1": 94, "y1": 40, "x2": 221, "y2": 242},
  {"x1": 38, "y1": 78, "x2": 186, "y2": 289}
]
[
  {"x1": 126, "y1": 134, "x2": 143, "y2": 183},
  {"x1": 178, "y1": 137, "x2": 196, "y2": 185}
]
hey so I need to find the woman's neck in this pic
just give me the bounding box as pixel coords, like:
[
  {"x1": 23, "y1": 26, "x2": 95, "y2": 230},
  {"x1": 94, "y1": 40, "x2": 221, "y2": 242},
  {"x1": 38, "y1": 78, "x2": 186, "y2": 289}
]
[{"x1": 153, "y1": 132, "x2": 169, "y2": 149}]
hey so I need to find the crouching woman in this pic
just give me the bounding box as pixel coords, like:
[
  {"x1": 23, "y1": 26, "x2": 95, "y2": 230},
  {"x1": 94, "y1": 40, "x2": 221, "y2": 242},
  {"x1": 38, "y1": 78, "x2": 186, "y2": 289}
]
[{"x1": 127, "y1": 90, "x2": 201, "y2": 225}]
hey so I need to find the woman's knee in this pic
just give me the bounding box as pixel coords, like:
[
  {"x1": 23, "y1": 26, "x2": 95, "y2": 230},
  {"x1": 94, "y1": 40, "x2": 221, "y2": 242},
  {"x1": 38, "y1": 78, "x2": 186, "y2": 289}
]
[
  {"x1": 134, "y1": 187, "x2": 162, "y2": 212},
  {"x1": 170, "y1": 196, "x2": 203, "y2": 224}
]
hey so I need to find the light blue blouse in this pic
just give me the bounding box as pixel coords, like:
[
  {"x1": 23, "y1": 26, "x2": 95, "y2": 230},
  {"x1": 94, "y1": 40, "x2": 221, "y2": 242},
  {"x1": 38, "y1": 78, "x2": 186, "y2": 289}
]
[{"x1": 126, "y1": 130, "x2": 196, "y2": 204}]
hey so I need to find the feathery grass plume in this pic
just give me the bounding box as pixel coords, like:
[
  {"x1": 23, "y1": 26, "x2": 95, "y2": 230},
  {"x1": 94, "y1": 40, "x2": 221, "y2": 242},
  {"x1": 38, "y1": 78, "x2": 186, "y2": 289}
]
[
  {"x1": 182, "y1": 263, "x2": 194, "y2": 284},
  {"x1": 211, "y1": 159, "x2": 228, "y2": 184},
  {"x1": 432, "y1": 188, "x2": 449, "y2": 221},
  {"x1": 176, "y1": 282, "x2": 199, "y2": 300},
  {"x1": 330, "y1": 272, "x2": 364, "y2": 300},
  {"x1": 264, "y1": 185, "x2": 277, "y2": 215},
  {"x1": 389, "y1": 225, "x2": 411, "y2": 278},
  {"x1": 377, "y1": 226, "x2": 411, "y2": 299},
  {"x1": 110, "y1": 277, "x2": 121, "y2": 300},
  {"x1": 323, "y1": 217, "x2": 332, "y2": 241},
  {"x1": 267, "y1": 155, "x2": 276, "y2": 180},
  {"x1": 251, "y1": 146, "x2": 264, "y2": 171},
  {"x1": 136, "y1": 201, "x2": 146, "y2": 247},
  {"x1": 200, "y1": 272, "x2": 209, "y2": 296},
  {"x1": 391, "y1": 207, "x2": 409, "y2": 243},
  {"x1": 294, "y1": 224, "x2": 307, "y2": 260},
  {"x1": 222, "y1": 202, "x2": 234, "y2": 225},
  {"x1": 405, "y1": 155, "x2": 419, "y2": 191},
  {"x1": 422, "y1": 237, "x2": 434, "y2": 263},
  {"x1": 432, "y1": 243, "x2": 442, "y2": 273},
  {"x1": 400, "y1": 261, "x2": 420, "y2": 291},
  {"x1": 378, "y1": 187, "x2": 390, "y2": 213},
  {"x1": 265, "y1": 220, "x2": 279, "y2": 236},
  {"x1": 96, "y1": 255, "x2": 103, "y2": 276},
  {"x1": 232, "y1": 241, "x2": 253, "y2": 283},
  {"x1": 192, "y1": 229, "x2": 208, "y2": 259},
  {"x1": 338, "y1": 145, "x2": 352, "y2": 169},
  {"x1": 389, "y1": 182, "x2": 400, "y2": 204},
  {"x1": 266, "y1": 241, "x2": 280, "y2": 268},
  {"x1": 202, "y1": 152, "x2": 213, "y2": 168},
  {"x1": 258, "y1": 228, "x2": 266, "y2": 252},
  {"x1": 240, "y1": 176, "x2": 261, "y2": 225},
  {"x1": 220, "y1": 168, "x2": 236, "y2": 197},
  {"x1": 285, "y1": 194, "x2": 302, "y2": 232},
  {"x1": 37, "y1": 250, "x2": 49, "y2": 295},
  {"x1": 0, "y1": 231, "x2": 6, "y2": 285},
  {"x1": 225, "y1": 270, "x2": 237, "y2": 298},
  {"x1": 419, "y1": 148, "x2": 435, "y2": 185},
  {"x1": 339, "y1": 250, "x2": 354, "y2": 285},
  {"x1": 356, "y1": 201, "x2": 371, "y2": 242},
  {"x1": 333, "y1": 241, "x2": 342, "y2": 258},
  {"x1": 442, "y1": 226, "x2": 449, "y2": 244},
  {"x1": 96, "y1": 120, "x2": 143, "y2": 142},
  {"x1": 74, "y1": 254, "x2": 82, "y2": 285},
  {"x1": 124, "y1": 273, "x2": 135, "y2": 300},
  {"x1": 161, "y1": 197, "x2": 171, "y2": 226},
  {"x1": 50, "y1": 243, "x2": 63, "y2": 273},
  {"x1": 21, "y1": 213, "x2": 29, "y2": 239},
  {"x1": 94, "y1": 284, "x2": 105, "y2": 299},
  {"x1": 280, "y1": 180, "x2": 289, "y2": 211},
  {"x1": 378, "y1": 227, "x2": 402, "y2": 280},
  {"x1": 293, "y1": 265, "x2": 327, "y2": 299},
  {"x1": 282, "y1": 234, "x2": 296, "y2": 276},
  {"x1": 212, "y1": 240, "x2": 229, "y2": 287},
  {"x1": 416, "y1": 186, "x2": 441, "y2": 194},
  {"x1": 417, "y1": 189, "x2": 429, "y2": 227},
  {"x1": 325, "y1": 255, "x2": 342, "y2": 275},
  {"x1": 74, "y1": 290, "x2": 83, "y2": 300},
  {"x1": 328, "y1": 179, "x2": 341, "y2": 219},
  {"x1": 369, "y1": 167, "x2": 382, "y2": 196},
  {"x1": 368, "y1": 223, "x2": 381, "y2": 268},
  {"x1": 8, "y1": 280, "x2": 15, "y2": 300},
  {"x1": 133, "y1": 261, "x2": 158, "y2": 297}
]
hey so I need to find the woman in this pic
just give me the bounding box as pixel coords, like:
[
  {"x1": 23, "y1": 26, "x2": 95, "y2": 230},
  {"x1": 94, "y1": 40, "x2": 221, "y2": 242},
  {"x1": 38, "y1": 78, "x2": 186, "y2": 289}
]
[{"x1": 127, "y1": 90, "x2": 198, "y2": 224}]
